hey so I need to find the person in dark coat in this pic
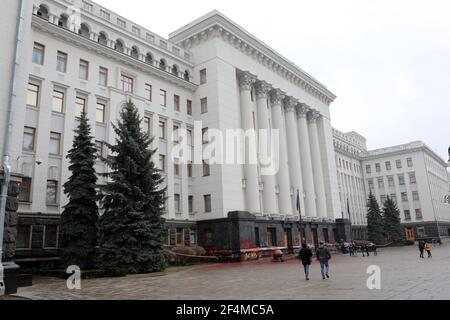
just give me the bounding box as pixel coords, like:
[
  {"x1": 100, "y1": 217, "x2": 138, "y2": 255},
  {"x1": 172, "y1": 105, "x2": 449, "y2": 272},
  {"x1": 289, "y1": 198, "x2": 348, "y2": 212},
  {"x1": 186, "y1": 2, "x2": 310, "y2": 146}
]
[
  {"x1": 418, "y1": 240, "x2": 425, "y2": 259},
  {"x1": 316, "y1": 242, "x2": 331, "y2": 280},
  {"x1": 299, "y1": 243, "x2": 313, "y2": 280}
]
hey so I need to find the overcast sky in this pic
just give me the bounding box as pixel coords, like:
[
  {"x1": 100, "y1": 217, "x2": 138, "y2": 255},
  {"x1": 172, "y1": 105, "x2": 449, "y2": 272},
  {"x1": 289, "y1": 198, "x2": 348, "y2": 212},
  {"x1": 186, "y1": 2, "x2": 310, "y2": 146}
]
[{"x1": 96, "y1": 0, "x2": 450, "y2": 161}]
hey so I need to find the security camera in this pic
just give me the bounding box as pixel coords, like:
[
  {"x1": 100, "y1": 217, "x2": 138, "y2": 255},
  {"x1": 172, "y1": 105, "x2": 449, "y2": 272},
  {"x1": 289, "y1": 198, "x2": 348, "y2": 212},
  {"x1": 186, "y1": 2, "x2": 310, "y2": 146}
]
[{"x1": 35, "y1": 157, "x2": 42, "y2": 166}]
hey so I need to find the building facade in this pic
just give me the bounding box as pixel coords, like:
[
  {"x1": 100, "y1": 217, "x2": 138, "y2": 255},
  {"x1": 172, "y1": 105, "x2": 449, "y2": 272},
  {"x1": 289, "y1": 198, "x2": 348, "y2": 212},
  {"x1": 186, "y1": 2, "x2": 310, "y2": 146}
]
[{"x1": 333, "y1": 129, "x2": 450, "y2": 240}]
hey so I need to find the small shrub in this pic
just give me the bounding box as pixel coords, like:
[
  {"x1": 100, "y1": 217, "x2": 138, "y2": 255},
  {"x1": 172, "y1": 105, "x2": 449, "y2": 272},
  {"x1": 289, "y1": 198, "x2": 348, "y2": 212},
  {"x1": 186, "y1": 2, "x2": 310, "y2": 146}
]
[
  {"x1": 191, "y1": 246, "x2": 206, "y2": 256},
  {"x1": 171, "y1": 246, "x2": 196, "y2": 256}
]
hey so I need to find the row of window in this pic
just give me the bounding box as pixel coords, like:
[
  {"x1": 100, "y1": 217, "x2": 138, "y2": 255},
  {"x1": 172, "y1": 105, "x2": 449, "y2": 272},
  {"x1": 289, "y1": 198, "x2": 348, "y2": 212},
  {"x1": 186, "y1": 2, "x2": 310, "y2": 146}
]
[
  {"x1": 166, "y1": 228, "x2": 197, "y2": 247},
  {"x1": 16, "y1": 224, "x2": 58, "y2": 249},
  {"x1": 171, "y1": 194, "x2": 212, "y2": 214},
  {"x1": 378, "y1": 191, "x2": 421, "y2": 205},
  {"x1": 338, "y1": 158, "x2": 362, "y2": 174},
  {"x1": 19, "y1": 177, "x2": 58, "y2": 205},
  {"x1": 367, "y1": 172, "x2": 417, "y2": 189},
  {"x1": 366, "y1": 158, "x2": 413, "y2": 174}
]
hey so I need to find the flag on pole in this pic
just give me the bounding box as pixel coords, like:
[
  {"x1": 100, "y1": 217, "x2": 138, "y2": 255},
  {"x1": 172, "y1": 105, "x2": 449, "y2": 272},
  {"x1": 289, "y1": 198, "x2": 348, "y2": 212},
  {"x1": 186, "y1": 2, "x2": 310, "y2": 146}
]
[
  {"x1": 296, "y1": 189, "x2": 301, "y2": 216},
  {"x1": 347, "y1": 198, "x2": 351, "y2": 221}
]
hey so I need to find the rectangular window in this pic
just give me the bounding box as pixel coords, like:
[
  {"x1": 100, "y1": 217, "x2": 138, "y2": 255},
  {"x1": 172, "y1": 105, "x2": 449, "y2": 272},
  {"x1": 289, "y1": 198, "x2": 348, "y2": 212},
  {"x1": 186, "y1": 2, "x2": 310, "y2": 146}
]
[
  {"x1": 200, "y1": 68, "x2": 207, "y2": 84},
  {"x1": 16, "y1": 225, "x2": 32, "y2": 249},
  {"x1": 174, "y1": 194, "x2": 181, "y2": 213},
  {"x1": 117, "y1": 18, "x2": 126, "y2": 28},
  {"x1": 44, "y1": 225, "x2": 58, "y2": 248},
  {"x1": 144, "y1": 116, "x2": 152, "y2": 135},
  {"x1": 56, "y1": 51, "x2": 68, "y2": 73},
  {"x1": 19, "y1": 177, "x2": 32, "y2": 202},
  {"x1": 176, "y1": 228, "x2": 184, "y2": 246},
  {"x1": 391, "y1": 194, "x2": 397, "y2": 204},
  {"x1": 159, "y1": 154, "x2": 166, "y2": 173},
  {"x1": 377, "y1": 178, "x2": 384, "y2": 188},
  {"x1": 95, "y1": 140, "x2": 104, "y2": 157},
  {"x1": 132, "y1": 26, "x2": 140, "y2": 35},
  {"x1": 398, "y1": 174, "x2": 405, "y2": 185},
  {"x1": 187, "y1": 129, "x2": 193, "y2": 146},
  {"x1": 375, "y1": 163, "x2": 381, "y2": 173},
  {"x1": 145, "y1": 84, "x2": 152, "y2": 101},
  {"x1": 46, "y1": 180, "x2": 58, "y2": 204},
  {"x1": 201, "y1": 97, "x2": 208, "y2": 114},
  {"x1": 159, "y1": 120, "x2": 166, "y2": 139},
  {"x1": 100, "y1": 9, "x2": 110, "y2": 20},
  {"x1": 52, "y1": 90, "x2": 64, "y2": 113},
  {"x1": 202, "y1": 128, "x2": 209, "y2": 144},
  {"x1": 380, "y1": 195, "x2": 387, "y2": 204},
  {"x1": 366, "y1": 165, "x2": 371, "y2": 174},
  {"x1": 367, "y1": 179, "x2": 374, "y2": 191},
  {"x1": 160, "y1": 90, "x2": 167, "y2": 107},
  {"x1": 203, "y1": 160, "x2": 210, "y2": 177},
  {"x1": 409, "y1": 172, "x2": 417, "y2": 184},
  {"x1": 187, "y1": 161, "x2": 193, "y2": 178},
  {"x1": 32, "y1": 42, "x2": 45, "y2": 65},
  {"x1": 204, "y1": 194, "x2": 212, "y2": 213},
  {"x1": 96, "y1": 102, "x2": 106, "y2": 123},
  {"x1": 121, "y1": 74, "x2": 134, "y2": 93},
  {"x1": 174, "y1": 95, "x2": 180, "y2": 112},
  {"x1": 146, "y1": 33, "x2": 155, "y2": 43},
  {"x1": 99, "y1": 67, "x2": 108, "y2": 86},
  {"x1": 267, "y1": 228, "x2": 277, "y2": 247},
  {"x1": 23, "y1": 127, "x2": 36, "y2": 152},
  {"x1": 174, "y1": 162, "x2": 180, "y2": 176},
  {"x1": 190, "y1": 229, "x2": 196, "y2": 245},
  {"x1": 401, "y1": 192, "x2": 408, "y2": 202},
  {"x1": 187, "y1": 100, "x2": 192, "y2": 116},
  {"x1": 49, "y1": 132, "x2": 62, "y2": 155},
  {"x1": 412, "y1": 191, "x2": 420, "y2": 201},
  {"x1": 407, "y1": 158, "x2": 413, "y2": 167},
  {"x1": 404, "y1": 210, "x2": 411, "y2": 221},
  {"x1": 396, "y1": 160, "x2": 402, "y2": 169},
  {"x1": 82, "y1": 1, "x2": 93, "y2": 11},
  {"x1": 188, "y1": 196, "x2": 194, "y2": 213},
  {"x1": 27, "y1": 83, "x2": 39, "y2": 107},
  {"x1": 385, "y1": 161, "x2": 392, "y2": 171},
  {"x1": 75, "y1": 97, "x2": 86, "y2": 118},
  {"x1": 415, "y1": 209, "x2": 423, "y2": 219},
  {"x1": 173, "y1": 125, "x2": 179, "y2": 143},
  {"x1": 79, "y1": 59, "x2": 89, "y2": 80},
  {"x1": 388, "y1": 176, "x2": 395, "y2": 187}
]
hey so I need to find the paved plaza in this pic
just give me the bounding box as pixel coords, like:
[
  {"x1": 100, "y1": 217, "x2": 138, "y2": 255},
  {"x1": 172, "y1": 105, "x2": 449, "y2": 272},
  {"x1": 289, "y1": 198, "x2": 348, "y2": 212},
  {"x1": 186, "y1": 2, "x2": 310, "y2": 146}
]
[{"x1": 15, "y1": 243, "x2": 450, "y2": 300}]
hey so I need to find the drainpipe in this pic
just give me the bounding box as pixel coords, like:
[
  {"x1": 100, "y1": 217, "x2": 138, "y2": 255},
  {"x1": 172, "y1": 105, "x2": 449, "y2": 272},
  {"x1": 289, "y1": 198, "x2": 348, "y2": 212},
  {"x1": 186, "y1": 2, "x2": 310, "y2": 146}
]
[{"x1": 0, "y1": 0, "x2": 27, "y2": 296}]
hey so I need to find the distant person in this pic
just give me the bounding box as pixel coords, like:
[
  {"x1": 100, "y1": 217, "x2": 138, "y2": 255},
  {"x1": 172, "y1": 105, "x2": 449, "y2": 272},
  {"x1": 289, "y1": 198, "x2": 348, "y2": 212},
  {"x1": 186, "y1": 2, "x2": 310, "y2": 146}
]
[
  {"x1": 365, "y1": 244, "x2": 370, "y2": 257},
  {"x1": 316, "y1": 242, "x2": 331, "y2": 280},
  {"x1": 372, "y1": 243, "x2": 378, "y2": 256},
  {"x1": 299, "y1": 244, "x2": 313, "y2": 281},
  {"x1": 418, "y1": 240, "x2": 425, "y2": 259},
  {"x1": 425, "y1": 241, "x2": 433, "y2": 258},
  {"x1": 438, "y1": 238, "x2": 442, "y2": 246}
]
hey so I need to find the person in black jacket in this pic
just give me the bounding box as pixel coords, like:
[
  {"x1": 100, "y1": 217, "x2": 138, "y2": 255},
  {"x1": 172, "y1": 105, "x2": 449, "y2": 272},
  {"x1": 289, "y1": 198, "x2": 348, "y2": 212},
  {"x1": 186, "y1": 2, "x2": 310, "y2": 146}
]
[
  {"x1": 299, "y1": 243, "x2": 313, "y2": 281},
  {"x1": 418, "y1": 240, "x2": 425, "y2": 259}
]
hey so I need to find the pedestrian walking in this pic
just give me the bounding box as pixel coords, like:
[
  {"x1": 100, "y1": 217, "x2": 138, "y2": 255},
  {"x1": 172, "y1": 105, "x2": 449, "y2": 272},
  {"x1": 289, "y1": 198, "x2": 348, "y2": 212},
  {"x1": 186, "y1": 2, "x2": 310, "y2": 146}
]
[
  {"x1": 372, "y1": 243, "x2": 378, "y2": 256},
  {"x1": 418, "y1": 240, "x2": 425, "y2": 259},
  {"x1": 365, "y1": 244, "x2": 370, "y2": 257},
  {"x1": 424, "y1": 241, "x2": 432, "y2": 258},
  {"x1": 316, "y1": 242, "x2": 331, "y2": 280},
  {"x1": 299, "y1": 244, "x2": 313, "y2": 281}
]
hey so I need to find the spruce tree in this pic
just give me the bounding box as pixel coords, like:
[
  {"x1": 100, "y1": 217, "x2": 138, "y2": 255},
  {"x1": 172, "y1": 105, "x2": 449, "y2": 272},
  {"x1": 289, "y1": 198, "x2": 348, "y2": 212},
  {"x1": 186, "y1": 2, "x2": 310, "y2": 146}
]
[
  {"x1": 382, "y1": 196, "x2": 405, "y2": 245},
  {"x1": 98, "y1": 100, "x2": 166, "y2": 275},
  {"x1": 60, "y1": 111, "x2": 99, "y2": 269},
  {"x1": 366, "y1": 192, "x2": 384, "y2": 245}
]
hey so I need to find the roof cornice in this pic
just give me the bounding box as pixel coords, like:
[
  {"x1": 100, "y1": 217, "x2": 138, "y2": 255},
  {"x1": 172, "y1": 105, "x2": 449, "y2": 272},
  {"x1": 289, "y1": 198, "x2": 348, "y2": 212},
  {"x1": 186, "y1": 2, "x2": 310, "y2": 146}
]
[
  {"x1": 169, "y1": 11, "x2": 336, "y2": 106},
  {"x1": 32, "y1": 16, "x2": 197, "y2": 91}
]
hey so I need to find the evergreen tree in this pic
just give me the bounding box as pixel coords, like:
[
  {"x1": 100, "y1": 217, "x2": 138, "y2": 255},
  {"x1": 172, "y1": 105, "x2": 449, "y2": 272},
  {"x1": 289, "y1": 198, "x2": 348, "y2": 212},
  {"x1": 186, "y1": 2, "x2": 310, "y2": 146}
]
[
  {"x1": 98, "y1": 100, "x2": 166, "y2": 275},
  {"x1": 382, "y1": 196, "x2": 405, "y2": 245},
  {"x1": 366, "y1": 192, "x2": 385, "y2": 245},
  {"x1": 60, "y1": 111, "x2": 99, "y2": 269}
]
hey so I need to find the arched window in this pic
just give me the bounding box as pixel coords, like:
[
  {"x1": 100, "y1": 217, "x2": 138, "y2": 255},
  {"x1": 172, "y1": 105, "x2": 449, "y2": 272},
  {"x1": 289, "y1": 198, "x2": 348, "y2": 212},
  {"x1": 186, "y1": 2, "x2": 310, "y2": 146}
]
[
  {"x1": 115, "y1": 39, "x2": 124, "y2": 53},
  {"x1": 184, "y1": 70, "x2": 190, "y2": 81},
  {"x1": 98, "y1": 32, "x2": 108, "y2": 46},
  {"x1": 79, "y1": 23, "x2": 90, "y2": 39},
  {"x1": 58, "y1": 14, "x2": 68, "y2": 28},
  {"x1": 131, "y1": 46, "x2": 139, "y2": 59},
  {"x1": 159, "y1": 59, "x2": 166, "y2": 71},
  {"x1": 172, "y1": 65, "x2": 179, "y2": 76},
  {"x1": 37, "y1": 4, "x2": 49, "y2": 20},
  {"x1": 145, "y1": 53, "x2": 153, "y2": 64}
]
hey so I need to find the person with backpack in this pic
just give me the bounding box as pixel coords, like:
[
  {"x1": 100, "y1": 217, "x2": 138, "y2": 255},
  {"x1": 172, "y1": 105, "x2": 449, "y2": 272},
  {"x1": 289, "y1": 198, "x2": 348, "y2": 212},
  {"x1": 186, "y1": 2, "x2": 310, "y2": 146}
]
[
  {"x1": 424, "y1": 241, "x2": 433, "y2": 258},
  {"x1": 316, "y1": 242, "x2": 332, "y2": 280},
  {"x1": 299, "y1": 243, "x2": 313, "y2": 281}
]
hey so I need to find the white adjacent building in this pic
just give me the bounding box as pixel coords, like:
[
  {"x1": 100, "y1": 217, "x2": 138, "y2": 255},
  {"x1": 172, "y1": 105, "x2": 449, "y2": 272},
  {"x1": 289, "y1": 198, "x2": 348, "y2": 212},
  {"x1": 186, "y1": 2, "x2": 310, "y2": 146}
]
[{"x1": 334, "y1": 129, "x2": 450, "y2": 241}]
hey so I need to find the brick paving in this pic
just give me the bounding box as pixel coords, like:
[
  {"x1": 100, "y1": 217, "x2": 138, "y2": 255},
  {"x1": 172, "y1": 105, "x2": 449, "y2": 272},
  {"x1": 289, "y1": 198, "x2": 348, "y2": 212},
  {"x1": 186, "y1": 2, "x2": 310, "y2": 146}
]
[{"x1": 15, "y1": 243, "x2": 450, "y2": 300}]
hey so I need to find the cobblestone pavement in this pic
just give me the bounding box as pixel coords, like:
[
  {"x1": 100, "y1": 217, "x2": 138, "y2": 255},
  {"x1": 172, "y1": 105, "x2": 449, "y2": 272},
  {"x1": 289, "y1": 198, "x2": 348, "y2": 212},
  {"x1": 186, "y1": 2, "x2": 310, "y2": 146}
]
[{"x1": 15, "y1": 243, "x2": 450, "y2": 300}]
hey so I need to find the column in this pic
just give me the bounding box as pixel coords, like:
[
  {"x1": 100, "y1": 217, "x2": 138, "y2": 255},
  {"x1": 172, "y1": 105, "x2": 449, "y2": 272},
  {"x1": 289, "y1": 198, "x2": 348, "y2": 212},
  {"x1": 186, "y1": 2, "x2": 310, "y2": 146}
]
[
  {"x1": 308, "y1": 109, "x2": 327, "y2": 218},
  {"x1": 284, "y1": 97, "x2": 305, "y2": 217},
  {"x1": 270, "y1": 89, "x2": 292, "y2": 216},
  {"x1": 238, "y1": 71, "x2": 260, "y2": 214},
  {"x1": 255, "y1": 80, "x2": 278, "y2": 214},
  {"x1": 296, "y1": 104, "x2": 317, "y2": 217}
]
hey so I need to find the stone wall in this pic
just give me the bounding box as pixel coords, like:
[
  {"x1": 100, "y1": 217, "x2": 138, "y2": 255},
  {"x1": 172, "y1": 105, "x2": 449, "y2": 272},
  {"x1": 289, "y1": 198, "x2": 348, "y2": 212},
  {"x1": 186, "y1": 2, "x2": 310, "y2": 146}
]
[{"x1": 1, "y1": 173, "x2": 22, "y2": 261}]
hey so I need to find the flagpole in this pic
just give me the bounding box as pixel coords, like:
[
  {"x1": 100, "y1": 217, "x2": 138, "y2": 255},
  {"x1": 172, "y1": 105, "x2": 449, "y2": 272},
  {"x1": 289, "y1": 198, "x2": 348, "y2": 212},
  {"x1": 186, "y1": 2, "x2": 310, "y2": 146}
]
[{"x1": 297, "y1": 189, "x2": 304, "y2": 246}]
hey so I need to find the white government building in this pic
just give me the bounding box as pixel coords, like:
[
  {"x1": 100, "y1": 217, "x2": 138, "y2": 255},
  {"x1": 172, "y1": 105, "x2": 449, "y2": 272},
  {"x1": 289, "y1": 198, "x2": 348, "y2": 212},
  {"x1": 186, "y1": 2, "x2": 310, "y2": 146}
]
[{"x1": 1, "y1": 0, "x2": 450, "y2": 260}]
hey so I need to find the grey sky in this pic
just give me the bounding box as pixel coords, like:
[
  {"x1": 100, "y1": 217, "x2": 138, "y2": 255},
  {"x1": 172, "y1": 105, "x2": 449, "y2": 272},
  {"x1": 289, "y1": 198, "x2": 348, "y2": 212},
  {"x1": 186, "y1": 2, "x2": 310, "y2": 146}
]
[{"x1": 95, "y1": 0, "x2": 450, "y2": 161}]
